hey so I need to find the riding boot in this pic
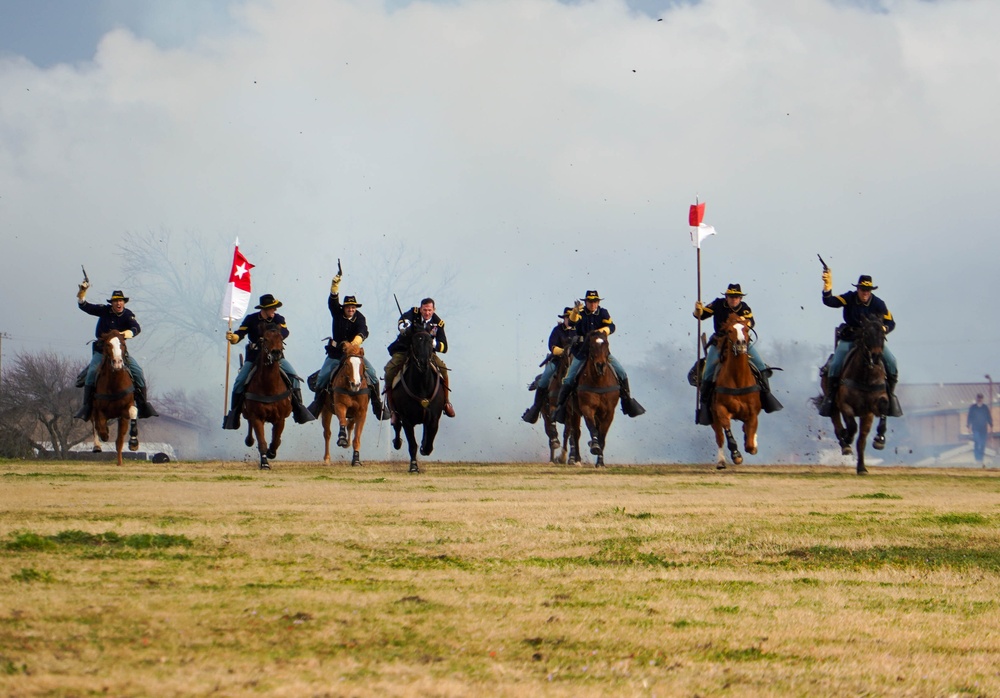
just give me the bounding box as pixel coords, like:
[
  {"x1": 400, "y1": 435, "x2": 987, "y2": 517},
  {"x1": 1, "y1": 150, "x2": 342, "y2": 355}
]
[
  {"x1": 291, "y1": 388, "x2": 316, "y2": 424},
  {"x1": 758, "y1": 370, "x2": 783, "y2": 414},
  {"x1": 223, "y1": 393, "x2": 244, "y2": 430},
  {"x1": 697, "y1": 380, "x2": 714, "y2": 426},
  {"x1": 818, "y1": 377, "x2": 839, "y2": 417},
  {"x1": 370, "y1": 381, "x2": 390, "y2": 421},
  {"x1": 618, "y1": 377, "x2": 646, "y2": 418},
  {"x1": 134, "y1": 386, "x2": 159, "y2": 419},
  {"x1": 527, "y1": 375, "x2": 540, "y2": 391},
  {"x1": 307, "y1": 389, "x2": 326, "y2": 418},
  {"x1": 74, "y1": 386, "x2": 94, "y2": 421},
  {"x1": 552, "y1": 384, "x2": 573, "y2": 424},
  {"x1": 521, "y1": 386, "x2": 548, "y2": 424},
  {"x1": 442, "y1": 371, "x2": 456, "y2": 418},
  {"x1": 886, "y1": 374, "x2": 903, "y2": 417},
  {"x1": 386, "y1": 387, "x2": 398, "y2": 425}
]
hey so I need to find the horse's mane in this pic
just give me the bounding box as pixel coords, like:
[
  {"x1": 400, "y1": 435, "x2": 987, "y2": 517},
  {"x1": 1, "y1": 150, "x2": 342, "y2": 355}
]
[{"x1": 341, "y1": 341, "x2": 364, "y2": 357}]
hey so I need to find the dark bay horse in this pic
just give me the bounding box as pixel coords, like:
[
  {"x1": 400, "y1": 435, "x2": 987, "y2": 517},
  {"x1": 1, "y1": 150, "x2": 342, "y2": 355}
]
[
  {"x1": 541, "y1": 347, "x2": 576, "y2": 464},
  {"x1": 575, "y1": 330, "x2": 619, "y2": 467},
  {"x1": 320, "y1": 342, "x2": 369, "y2": 466},
  {"x1": 390, "y1": 329, "x2": 445, "y2": 473},
  {"x1": 820, "y1": 315, "x2": 889, "y2": 475},
  {"x1": 91, "y1": 330, "x2": 139, "y2": 466},
  {"x1": 710, "y1": 315, "x2": 761, "y2": 469},
  {"x1": 243, "y1": 325, "x2": 292, "y2": 470}
]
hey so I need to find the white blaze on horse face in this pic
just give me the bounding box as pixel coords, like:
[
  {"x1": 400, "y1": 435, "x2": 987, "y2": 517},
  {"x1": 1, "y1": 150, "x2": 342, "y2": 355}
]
[
  {"x1": 109, "y1": 336, "x2": 124, "y2": 370},
  {"x1": 595, "y1": 337, "x2": 605, "y2": 345},
  {"x1": 348, "y1": 356, "x2": 362, "y2": 390}
]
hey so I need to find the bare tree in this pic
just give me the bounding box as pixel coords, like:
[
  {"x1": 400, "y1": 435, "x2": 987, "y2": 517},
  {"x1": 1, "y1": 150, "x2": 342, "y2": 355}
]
[
  {"x1": 0, "y1": 351, "x2": 92, "y2": 457},
  {"x1": 155, "y1": 388, "x2": 213, "y2": 426},
  {"x1": 117, "y1": 229, "x2": 225, "y2": 358}
]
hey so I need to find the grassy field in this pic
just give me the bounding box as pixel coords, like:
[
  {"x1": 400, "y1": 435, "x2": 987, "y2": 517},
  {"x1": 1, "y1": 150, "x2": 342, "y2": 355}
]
[{"x1": 1, "y1": 459, "x2": 999, "y2": 697}]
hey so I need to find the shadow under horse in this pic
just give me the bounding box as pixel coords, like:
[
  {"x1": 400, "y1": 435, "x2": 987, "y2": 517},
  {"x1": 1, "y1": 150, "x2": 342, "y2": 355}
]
[
  {"x1": 243, "y1": 325, "x2": 293, "y2": 470},
  {"x1": 90, "y1": 330, "x2": 139, "y2": 466},
  {"x1": 574, "y1": 330, "x2": 619, "y2": 468},
  {"x1": 390, "y1": 329, "x2": 446, "y2": 473},
  {"x1": 320, "y1": 342, "x2": 369, "y2": 467},
  {"x1": 708, "y1": 315, "x2": 763, "y2": 470},
  {"x1": 817, "y1": 315, "x2": 890, "y2": 475}
]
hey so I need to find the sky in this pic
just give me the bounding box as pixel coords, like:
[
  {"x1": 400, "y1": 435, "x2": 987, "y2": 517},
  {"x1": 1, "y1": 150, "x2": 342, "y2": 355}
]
[{"x1": 2, "y1": 0, "x2": 998, "y2": 463}]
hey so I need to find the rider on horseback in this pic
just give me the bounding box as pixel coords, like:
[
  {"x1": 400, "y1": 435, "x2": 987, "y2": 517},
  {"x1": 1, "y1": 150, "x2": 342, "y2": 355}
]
[
  {"x1": 223, "y1": 293, "x2": 314, "y2": 428},
  {"x1": 819, "y1": 271, "x2": 902, "y2": 418},
  {"x1": 307, "y1": 271, "x2": 389, "y2": 421},
  {"x1": 385, "y1": 298, "x2": 455, "y2": 419},
  {"x1": 693, "y1": 283, "x2": 781, "y2": 425},
  {"x1": 552, "y1": 290, "x2": 645, "y2": 422},
  {"x1": 75, "y1": 285, "x2": 158, "y2": 421},
  {"x1": 521, "y1": 306, "x2": 576, "y2": 424}
]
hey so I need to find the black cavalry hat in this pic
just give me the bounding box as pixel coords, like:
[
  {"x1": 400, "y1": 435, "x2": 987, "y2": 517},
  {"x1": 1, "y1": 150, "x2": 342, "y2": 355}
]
[
  {"x1": 582, "y1": 290, "x2": 603, "y2": 301},
  {"x1": 724, "y1": 283, "x2": 746, "y2": 297},
  {"x1": 342, "y1": 295, "x2": 362, "y2": 307},
  {"x1": 853, "y1": 275, "x2": 878, "y2": 290},
  {"x1": 558, "y1": 306, "x2": 573, "y2": 319},
  {"x1": 107, "y1": 290, "x2": 129, "y2": 303},
  {"x1": 255, "y1": 293, "x2": 283, "y2": 309}
]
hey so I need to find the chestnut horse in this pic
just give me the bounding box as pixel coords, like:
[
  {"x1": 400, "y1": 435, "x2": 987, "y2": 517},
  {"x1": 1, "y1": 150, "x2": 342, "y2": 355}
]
[
  {"x1": 541, "y1": 346, "x2": 576, "y2": 464},
  {"x1": 710, "y1": 315, "x2": 761, "y2": 469},
  {"x1": 243, "y1": 324, "x2": 292, "y2": 470},
  {"x1": 575, "y1": 330, "x2": 619, "y2": 467},
  {"x1": 390, "y1": 329, "x2": 445, "y2": 473},
  {"x1": 91, "y1": 330, "x2": 139, "y2": 466},
  {"x1": 819, "y1": 314, "x2": 889, "y2": 475},
  {"x1": 320, "y1": 342, "x2": 369, "y2": 466}
]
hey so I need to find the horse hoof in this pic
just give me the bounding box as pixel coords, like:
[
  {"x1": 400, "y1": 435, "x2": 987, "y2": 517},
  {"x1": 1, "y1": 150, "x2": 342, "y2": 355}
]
[
  {"x1": 92, "y1": 445, "x2": 102, "y2": 453},
  {"x1": 266, "y1": 449, "x2": 277, "y2": 460},
  {"x1": 409, "y1": 462, "x2": 419, "y2": 473},
  {"x1": 420, "y1": 445, "x2": 432, "y2": 456},
  {"x1": 260, "y1": 461, "x2": 270, "y2": 470},
  {"x1": 873, "y1": 435, "x2": 886, "y2": 451},
  {"x1": 392, "y1": 437, "x2": 402, "y2": 450},
  {"x1": 128, "y1": 440, "x2": 139, "y2": 452},
  {"x1": 716, "y1": 463, "x2": 727, "y2": 470},
  {"x1": 337, "y1": 438, "x2": 348, "y2": 449},
  {"x1": 245, "y1": 436, "x2": 254, "y2": 448},
  {"x1": 841, "y1": 446, "x2": 853, "y2": 456},
  {"x1": 857, "y1": 466, "x2": 868, "y2": 475},
  {"x1": 589, "y1": 443, "x2": 602, "y2": 456}
]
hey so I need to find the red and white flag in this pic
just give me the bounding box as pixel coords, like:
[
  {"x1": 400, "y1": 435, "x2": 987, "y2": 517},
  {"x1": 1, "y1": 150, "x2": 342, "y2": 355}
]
[
  {"x1": 689, "y1": 201, "x2": 717, "y2": 248},
  {"x1": 220, "y1": 239, "x2": 255, "y2": 322}
]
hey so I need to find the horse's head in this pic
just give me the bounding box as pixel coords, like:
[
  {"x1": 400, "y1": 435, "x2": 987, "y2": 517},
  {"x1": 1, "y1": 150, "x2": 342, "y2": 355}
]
[
  {"x1": 586, "y1": 329, "x2": 610, "y2": 375},
  {"x1": 259, "y1": 324, "x2": 285, "y2": 366},
  {"x1": 719, "y1": 315, "x2": 750, "y2": 359},
  {"x1": 340, "y1": 341, "x2": 364, "y2": 359},
  {"x1": 857, "y1": 315, "x2": 886, "y2": 368},
  {"x1": 100, "y1": 330, "x2": 127, "y2": 371},
  {"x1": 409, "y1": 329, "x2": 434, "y2": 370}
]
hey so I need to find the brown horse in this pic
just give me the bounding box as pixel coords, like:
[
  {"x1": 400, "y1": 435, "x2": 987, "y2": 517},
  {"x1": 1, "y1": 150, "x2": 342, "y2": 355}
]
[
  {"x1": 320, "y1": 342, "x2": 369, "y2": 466},
  {"x1": 820, "y1": 315, "x2": 889, "y2": 475},
  {"x1": 243, "y1": 324, "x2": 292, "y2": 470},
  {"x1": 390, "y1": 329, "x2": 445, "y2": 473},
  {"x1": 709, "y1": 315, "x2": 761, "y2": 469},
  {"x1": 575, "y1": 330, "x2": 619, "y2": 467},
  {"x1": 541, "y1": 347, "x2": 576, "y2": 464},
  {"x1": 91, "y1": 330, "x2": 139, "y2": 466}
]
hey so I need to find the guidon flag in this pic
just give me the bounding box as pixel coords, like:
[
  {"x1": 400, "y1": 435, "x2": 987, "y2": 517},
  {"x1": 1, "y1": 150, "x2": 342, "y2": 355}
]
[
  {"x1": 689, "y1": 201, "x2": 717, "y2": 248},
  {"x1": 220, "y1": 239, "x2": 255, "y2": 322}
]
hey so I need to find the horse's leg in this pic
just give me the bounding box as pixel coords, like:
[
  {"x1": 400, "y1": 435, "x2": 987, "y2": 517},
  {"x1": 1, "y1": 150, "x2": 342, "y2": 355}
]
[
  {"x1": 420, "y1": 415, "x2": 439, "y2": 456},
  {"x1": 872, "y1": 415, "x2": 888, "y2": 450},
  {"x1": 351, "y1": 406, "x2": 366, "y2": 466},
  {"x1": 559, "y1": 425, "x2": 569, "y2": 464},
  {"x1": 570, "y1": 413, "x2": 583, "y2": 465},
  {"x1": 127, "y1": 404, "x2": 139, "y2": 452},
  {"x1": 245, "y1": 421, "x2": 255, "y2": 448},
  {"x1": 721, "y1": 409, "x2": 742, "y2": 466},
  {"x1": 92, "y1": 428, "x2": 102, "y2": 453},
  {"x1": 94, "y1": 411, "x2": 110, "y2": 443},
  {"x1": 335, "y1": 402, "x2": 349, "y2": 449},
  {"x1": 404, "y1": 423, "x2": 419, "y2": 473},
  {"x1": 744, "y1": 411, "x2": 759, "y2": 456},
  {"x1": 250, "y1": 418, "x2": 269, "y2": 469},
  {"x1": 543, "y1": 413, "x2": 559, "y2": 462},
  {"x1": 115, "y1": 415, "x2": 126, "y2": 467},
  {"x1": 267, "y1": 415, "x2": 285, "y2": 460},
  {"x1": 856, "y1": 413, "x2": 874, "y2": 475},
  {"x1": 712, "y1": 422, "x2": 726, "y2": 469},
  {"x1": 580, "y1": 403, "x2": 602, "y2": 458},
  {"x1": 831, "y1": 412, "x2": 851, "y2": 456},
  {"x1": 321, "y1": 409, "x2": 333, "y2": 464}
]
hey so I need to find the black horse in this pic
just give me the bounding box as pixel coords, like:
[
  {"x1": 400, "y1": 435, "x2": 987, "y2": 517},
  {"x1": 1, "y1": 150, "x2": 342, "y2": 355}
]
[
  {"x1": 390, "y1": 329, "x2": 446, "y2": 473},
  {"x1": 819, "y1": 315, "x2": 890, "y2": 474}
]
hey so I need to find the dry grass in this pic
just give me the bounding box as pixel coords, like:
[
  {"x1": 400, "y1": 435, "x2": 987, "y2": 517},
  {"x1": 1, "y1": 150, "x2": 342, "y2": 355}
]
[{"x1": 1, "y1": 460, "x2": 999, "y2": 696}]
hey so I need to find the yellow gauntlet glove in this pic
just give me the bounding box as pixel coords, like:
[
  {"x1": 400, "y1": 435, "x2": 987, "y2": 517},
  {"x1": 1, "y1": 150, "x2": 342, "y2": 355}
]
[
  {"x1": 693, "y1": 300, "x2": 704, "y2": 318},
  {"x1": 331, "y1": 273, "x2": 342, "y2": 295},
  {"x1": 822, "y1": 269, "x2": 832, "y2": 292},
  {"x1": 122, "y1": 330, "x2": 134, "y2": 339},
  {"x1": 568, "y1": 300, "x2": 583, "y2": 324},
  {"x1": 350, "y1": 334, "x2": 364, "y2": 346},
  {"x1": 552, "y1": 346, "x2": 563, "y2": 356},
  {"x1": 77, "y1": 281, "x2": 89, "y2": 302},
  {"x1": 226, "y1": 331, "x2": 240, "y2": 345}
]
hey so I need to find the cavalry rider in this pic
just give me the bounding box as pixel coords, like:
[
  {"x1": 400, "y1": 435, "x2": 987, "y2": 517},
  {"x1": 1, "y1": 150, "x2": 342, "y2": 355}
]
[
  {"x1": 693, "y1": 283, "x2": 781, "y2": 425},
  {"x1": 819, "y1": 269, "x2": 902, "y2": 418},
  {"x1": 552, "y1": 290, "x2": 645, "y2": 422},
  {"x1": 521, "y1": 306, "x2": 576, "y2": 424},
  {"x1": 223, "y1": 293, "x2": 314, "y2": 429},
  {"x1": 306, "y1": 270, "x2": 388, "y2": 420},
  {"x1": 385, "y1": 298, "x2": 455, "y2": 419},
  {"x1": 75, "y1": 283, "x2": 158, "y2": 420}
]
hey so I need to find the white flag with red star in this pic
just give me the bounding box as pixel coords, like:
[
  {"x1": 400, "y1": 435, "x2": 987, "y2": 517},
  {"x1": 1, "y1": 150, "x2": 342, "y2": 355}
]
[{"x1": 220, "y1": 239, "x2": 255, "y2": 322}]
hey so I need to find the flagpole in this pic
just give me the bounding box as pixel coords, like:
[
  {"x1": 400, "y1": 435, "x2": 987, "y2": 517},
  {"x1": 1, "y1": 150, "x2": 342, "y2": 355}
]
[
  {"x1": 695, "y1": 216, "x2": 703, "y2": 425},
  {"x1": 224, "y1": 318, "x2": 232, "y2": 417}
]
